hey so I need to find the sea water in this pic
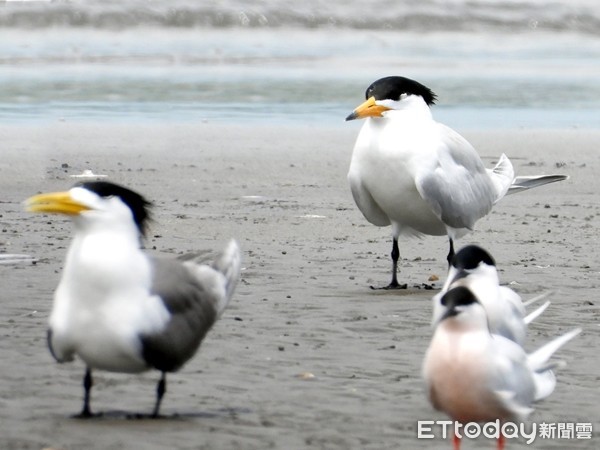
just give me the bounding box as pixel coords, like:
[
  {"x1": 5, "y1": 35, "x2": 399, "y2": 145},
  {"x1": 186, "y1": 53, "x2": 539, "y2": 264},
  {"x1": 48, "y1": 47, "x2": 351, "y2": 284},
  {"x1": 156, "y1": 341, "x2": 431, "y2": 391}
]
[{"x1": 0, "y1": 0, "x2": 599, "y2": 129}]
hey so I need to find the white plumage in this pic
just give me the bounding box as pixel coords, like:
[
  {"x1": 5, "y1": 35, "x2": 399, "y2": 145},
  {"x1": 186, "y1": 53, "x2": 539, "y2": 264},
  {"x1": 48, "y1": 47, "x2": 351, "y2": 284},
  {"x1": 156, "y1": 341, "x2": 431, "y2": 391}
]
[
  {"x1": 346, "y1": 76, "x2": 567, "y2": 288},
  {"x1": 26, "y1": 181, "x2": 241, "y2": 417},
  {"x1": 431, "y1": 245, "x2": 549, "y2": 345},
  {"x1": 423, "y1": 284, "x2": 580, "y2": 449}
]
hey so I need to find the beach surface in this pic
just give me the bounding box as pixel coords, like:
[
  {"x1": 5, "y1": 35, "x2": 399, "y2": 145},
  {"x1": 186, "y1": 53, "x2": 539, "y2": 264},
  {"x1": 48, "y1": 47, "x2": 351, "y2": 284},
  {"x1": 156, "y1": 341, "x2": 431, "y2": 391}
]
[{"x1": 0, "y1": 123, "x2": 598, "y2": 449}]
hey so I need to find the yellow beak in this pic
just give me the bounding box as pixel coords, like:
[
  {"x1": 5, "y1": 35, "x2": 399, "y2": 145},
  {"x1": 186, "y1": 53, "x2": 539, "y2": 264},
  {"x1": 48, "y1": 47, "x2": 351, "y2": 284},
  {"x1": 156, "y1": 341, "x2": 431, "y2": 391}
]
[
  {"x1": 25, "y1": 191, "x2": 90, "y2": 216},
  {"x1": 345, "y1": 96, "x2": 391, "y2": 121}
]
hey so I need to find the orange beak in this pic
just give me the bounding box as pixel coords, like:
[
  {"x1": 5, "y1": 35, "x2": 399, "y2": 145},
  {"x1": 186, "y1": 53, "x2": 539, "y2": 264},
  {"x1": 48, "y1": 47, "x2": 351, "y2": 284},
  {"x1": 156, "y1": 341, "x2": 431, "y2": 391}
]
[{"x1": 345, "y1": 96, "x2": 391, "y2": 121}]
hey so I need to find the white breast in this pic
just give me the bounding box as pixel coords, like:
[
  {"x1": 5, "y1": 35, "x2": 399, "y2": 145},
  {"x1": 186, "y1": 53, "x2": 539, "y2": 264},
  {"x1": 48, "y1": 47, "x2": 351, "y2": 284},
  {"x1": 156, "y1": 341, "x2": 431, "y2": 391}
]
[{"x1": 49, "y1": 231, "x2": 170, "y2": 373}]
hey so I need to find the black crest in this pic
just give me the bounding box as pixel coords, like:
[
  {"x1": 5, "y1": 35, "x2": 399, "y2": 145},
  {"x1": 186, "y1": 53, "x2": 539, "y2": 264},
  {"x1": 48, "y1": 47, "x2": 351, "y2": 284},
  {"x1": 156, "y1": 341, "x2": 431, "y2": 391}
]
[
  {"x1": 451, "y1": 245, "x2": 496, "y2": 270},
  {"x1": 440, "y1": 286, "x2": 481, "y2": 322},
  {"x1": 365, "y1": 76, "x2": 437, "y2": 106},
  {"x1": 440, "y1": 286, "x2": 479, "y2": 309},
  {"x1": 77, "y1": 181, "x2": 152, "y2": 235}
]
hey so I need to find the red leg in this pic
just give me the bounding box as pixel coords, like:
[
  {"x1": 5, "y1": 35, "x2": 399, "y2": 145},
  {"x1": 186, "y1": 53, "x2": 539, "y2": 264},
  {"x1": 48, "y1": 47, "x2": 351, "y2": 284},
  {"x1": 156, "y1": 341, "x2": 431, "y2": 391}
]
[
  {"x1": 497, "y1": 433, "x2": 505, "y2": 450},
  {"x1": 453, "y1": 432, "x2": 461, "y2": 450}
]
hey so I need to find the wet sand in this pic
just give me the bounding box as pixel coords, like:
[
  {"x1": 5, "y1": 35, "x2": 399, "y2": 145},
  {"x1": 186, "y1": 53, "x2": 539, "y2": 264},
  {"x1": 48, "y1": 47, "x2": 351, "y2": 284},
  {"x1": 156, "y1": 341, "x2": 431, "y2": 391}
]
[{"x1": 0, "y1": 123, "x2": 598, "y2": 449}]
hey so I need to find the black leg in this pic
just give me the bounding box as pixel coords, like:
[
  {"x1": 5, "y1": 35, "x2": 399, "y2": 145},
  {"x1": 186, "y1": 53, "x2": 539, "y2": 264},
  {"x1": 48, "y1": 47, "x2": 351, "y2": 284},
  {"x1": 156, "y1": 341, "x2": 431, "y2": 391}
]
[
  {"x1": 389, "y1": 238, "x2": 401, "y2": 287},
  {"x1": 371, "y1": 238, "x2": 407, "y2": 290},
  {"x1": 151, "y1": 372, "x2": 167, "y2": 418},
  {"x1": 75, "y1": 367, "x2": 93, "y2": 418},
  {"x1": 446, "y1": 238, "x2": 455, "y2": 267}
]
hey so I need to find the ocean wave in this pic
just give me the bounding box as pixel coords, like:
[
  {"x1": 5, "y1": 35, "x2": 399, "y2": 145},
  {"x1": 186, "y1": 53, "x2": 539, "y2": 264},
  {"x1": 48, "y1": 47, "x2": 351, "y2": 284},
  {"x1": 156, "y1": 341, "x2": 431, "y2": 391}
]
[{"x1": 0, "y1": 0, "x2": 598, "y2": 35}]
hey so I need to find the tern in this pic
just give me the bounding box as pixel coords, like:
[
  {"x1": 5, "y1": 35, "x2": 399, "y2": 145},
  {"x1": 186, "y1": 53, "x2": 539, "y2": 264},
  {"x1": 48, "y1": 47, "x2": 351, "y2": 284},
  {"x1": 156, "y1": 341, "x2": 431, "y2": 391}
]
[
  {"x1": 26, "y1": 181, "x2": 241, "y2": 418},
  {"x1": 432, "y1": 245, "x2": 550, "y2": 345},
  {"x1": 423, "y1": 285, "x2": 581, "y2": 449},
  {"x1": 346, "y1": 76, "x2": 567, "y2": 289}
]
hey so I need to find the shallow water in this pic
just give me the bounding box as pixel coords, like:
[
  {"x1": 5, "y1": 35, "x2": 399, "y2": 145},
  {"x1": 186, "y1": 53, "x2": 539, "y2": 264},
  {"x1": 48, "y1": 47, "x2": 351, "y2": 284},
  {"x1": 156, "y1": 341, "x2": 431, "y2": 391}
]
[{"x1": 0, "y1": 0, "x2": 599, "y2": 128}]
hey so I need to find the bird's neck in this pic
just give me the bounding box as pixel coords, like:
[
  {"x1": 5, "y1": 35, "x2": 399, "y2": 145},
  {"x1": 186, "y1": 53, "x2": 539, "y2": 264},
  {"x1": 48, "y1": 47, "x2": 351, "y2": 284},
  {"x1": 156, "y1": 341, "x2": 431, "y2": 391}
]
[{"x1": 62, "y1": 227, "x2": 151, "y2": 301}]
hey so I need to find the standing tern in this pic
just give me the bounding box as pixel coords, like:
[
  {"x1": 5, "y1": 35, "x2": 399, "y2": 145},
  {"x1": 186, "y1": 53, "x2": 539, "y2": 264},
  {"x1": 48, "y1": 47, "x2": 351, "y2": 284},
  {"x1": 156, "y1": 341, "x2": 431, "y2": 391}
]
[
  {"x1": 26, "y1": 181, "x2": 241, "y2": 418},
  {"x1": 423, "y1": 286, "x2": 581, "y2": 449},
  {"x1": 432, "y1": 245, "x2": 550, "y2": 345},
  {"x1": 345, "y1": 76, "x2": 567, "y2": 289}
]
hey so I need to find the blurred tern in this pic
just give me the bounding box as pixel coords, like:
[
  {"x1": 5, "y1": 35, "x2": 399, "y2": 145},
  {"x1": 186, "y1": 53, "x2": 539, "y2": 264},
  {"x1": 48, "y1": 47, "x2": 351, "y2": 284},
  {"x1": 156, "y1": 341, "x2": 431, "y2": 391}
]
[
  {"x1": 26, "y1": 181, "x2": 241, "y2": 418},
  {"x1": 423, "y1": 286, "x2": 581, "y2": 449},
  {"x1": 0, "y1": 253, "x2": 37, "y2": 265},
  {"x1": 432, "y1": 245, "x2": 550, "y2": 345},
  {"x1": 69, "y1": 169, "x2": 107, "y2": 179},
  {"x1": 345, "y1": 76, "x2": 567, "y2": 289}
]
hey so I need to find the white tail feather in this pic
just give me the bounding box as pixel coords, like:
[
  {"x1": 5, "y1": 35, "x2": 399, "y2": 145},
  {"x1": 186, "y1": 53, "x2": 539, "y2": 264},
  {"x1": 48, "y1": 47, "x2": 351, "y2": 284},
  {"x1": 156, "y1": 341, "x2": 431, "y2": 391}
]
[
  {"x1": 507, "y1": 174, "x2": 568, "y2": 194},
  {"x1": 211, "y1": 239, "x2": 242, "y2": 316},
  {"x1": 524, "y1": 301, "x2": 550, "y2": 325},
  {"x1": 490, "y1": 153, "x2": 515, "y2": 202},
  {"x1": 528, "y1": 327, "x2": 580, "y2": 401},
  {"x1": 528, "y1": 328, "x2": 581, "y2": 371},
  {"x1": 523, "y1": 291, "x2": 553, "y2": 308}
]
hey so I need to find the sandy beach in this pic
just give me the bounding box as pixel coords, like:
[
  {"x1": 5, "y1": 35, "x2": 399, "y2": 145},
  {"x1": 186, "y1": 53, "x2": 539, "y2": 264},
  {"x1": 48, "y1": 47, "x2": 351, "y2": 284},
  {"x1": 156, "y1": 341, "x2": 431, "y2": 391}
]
[{"x1": 0, "y1": 123, "x2": 598, "y2": 449}]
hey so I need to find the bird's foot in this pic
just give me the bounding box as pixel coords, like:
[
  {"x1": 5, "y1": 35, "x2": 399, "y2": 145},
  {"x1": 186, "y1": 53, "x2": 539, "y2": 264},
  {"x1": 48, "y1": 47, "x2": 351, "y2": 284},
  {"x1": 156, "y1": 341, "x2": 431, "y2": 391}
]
[
  {"x1": 370, "y1": 281, "x2": 408, "y2": 290},
  {"x1": 125, "y1": 412, "x2": 164, "y2": 420},
  {"x1": 72, "y1": 409, "x2": 101, "y2": 419}
]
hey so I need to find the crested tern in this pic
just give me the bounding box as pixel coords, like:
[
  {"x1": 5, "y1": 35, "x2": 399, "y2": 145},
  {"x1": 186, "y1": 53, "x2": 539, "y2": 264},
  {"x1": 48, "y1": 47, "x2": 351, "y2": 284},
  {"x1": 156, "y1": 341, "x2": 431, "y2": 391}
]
[
  {"x1": 346, "y1": 76, "x2": 567, "y2": 289},
  {"x1": 26, "y1": 181, "x2": 241, "y2": 418},
  {"x1": 432, "y1": 245, "x2": 549, "y2": 345},
  {"x1": 423, "y1": 285, "x2": 580, "y2": 449}
]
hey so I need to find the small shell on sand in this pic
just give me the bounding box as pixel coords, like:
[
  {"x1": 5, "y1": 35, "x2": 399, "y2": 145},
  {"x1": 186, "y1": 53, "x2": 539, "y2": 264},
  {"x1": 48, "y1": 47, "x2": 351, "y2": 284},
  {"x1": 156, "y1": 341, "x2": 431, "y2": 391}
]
[{"x1": 297, "y1": 372, "x2": 316, "y2": 380}]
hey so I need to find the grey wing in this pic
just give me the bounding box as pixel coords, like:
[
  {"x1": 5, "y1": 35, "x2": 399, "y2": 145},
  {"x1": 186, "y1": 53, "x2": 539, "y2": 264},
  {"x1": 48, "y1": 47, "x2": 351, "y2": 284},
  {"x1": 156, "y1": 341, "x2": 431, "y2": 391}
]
[
  {"x1": 489, "y1": 337, "x2": 536, "y2": 420},
  {"x1": 415, "y1": 126, "x2": 496, "y2": 230},
  {"x1": 175, "y1": 249, "x2": 216, "y2": 264},
  {"x1": 177, "y1": 240, "x2": 241, "y2": 315},
  {"x1": 141, "y1": 257, "x2": 219, "y2": 372}
]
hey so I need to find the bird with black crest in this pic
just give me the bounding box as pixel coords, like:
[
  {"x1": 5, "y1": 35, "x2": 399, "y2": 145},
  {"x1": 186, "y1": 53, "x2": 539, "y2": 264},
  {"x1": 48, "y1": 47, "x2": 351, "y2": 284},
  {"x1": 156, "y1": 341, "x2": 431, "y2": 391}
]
[
  {"x1": 346, "y1": 76, "x2": 567, "y2": 289},
  {"x1": 26, "y1": 181, "x2": 241, "y2": 418}
]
